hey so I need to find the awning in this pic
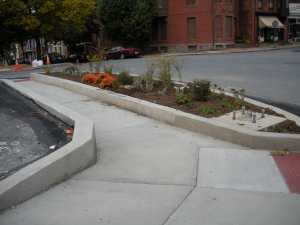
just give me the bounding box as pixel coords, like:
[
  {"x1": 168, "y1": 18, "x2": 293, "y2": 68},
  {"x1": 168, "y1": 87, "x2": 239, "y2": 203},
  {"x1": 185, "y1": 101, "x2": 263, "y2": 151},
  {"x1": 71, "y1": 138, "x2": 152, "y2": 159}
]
[{"x1": 259, "y1": 16, "x2": 284, "y2": 29}]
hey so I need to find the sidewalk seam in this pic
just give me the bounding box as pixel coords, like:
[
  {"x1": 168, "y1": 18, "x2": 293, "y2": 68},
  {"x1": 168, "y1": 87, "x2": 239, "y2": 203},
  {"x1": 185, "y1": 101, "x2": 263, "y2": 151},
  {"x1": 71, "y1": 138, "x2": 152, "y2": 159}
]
[
  {"x1": 70, "y1": 177, "x2": 194, "y2": 187},
  {"x1": 161, "y1": 146, "x2": 200, "y2": 225}
]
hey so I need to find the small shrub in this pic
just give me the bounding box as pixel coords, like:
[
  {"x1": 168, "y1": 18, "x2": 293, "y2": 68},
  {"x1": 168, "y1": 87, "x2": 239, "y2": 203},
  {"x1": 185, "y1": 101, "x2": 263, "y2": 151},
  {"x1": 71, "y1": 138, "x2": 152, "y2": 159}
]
[
  {"x1": 143, "y1": 61, "x2": 156, "y2": 92},
  {"x1": 133, "y1": 73, "x2": 155, "y2": 92},
  {"x1": 199, "y1": 106, "x2": 216, "y2": 116},
  {"x1": 156, "y1": 56, "x2": 182, "y2": 92},
  {"x1": 188, "y1": 80, "x2": 211, "y2": 101},
  {"x1": 117, "y1": 71, "x2": 133, "y2": 85},
  {"x1": 133, "y1": 76, "x2": 143, "y2": 90},
  {"x1": 112, "y1": 79, "x2": 120, "y2": 90},
  {"x1": 144, "y1": 73, "x2": 155, "y2": 92},
  {"x1": 158, "y1": 57, "x2": 172, "y2": 89},
  {"x1": 176, "y1": 93, "x2": 192, "y2": 107},
  {"x1": 221, "y1": 99, "x2": 241, "y2": 111},
  {"x1": 87, "y1": 54, "x2": 102, "y2": 73}
]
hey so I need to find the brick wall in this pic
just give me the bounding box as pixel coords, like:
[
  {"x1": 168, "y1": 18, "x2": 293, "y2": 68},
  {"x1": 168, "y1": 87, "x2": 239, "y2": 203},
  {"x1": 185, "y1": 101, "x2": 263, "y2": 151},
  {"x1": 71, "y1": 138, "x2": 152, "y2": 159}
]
[{"x1": 152, "y1": 0, "x2": 237, "y2": 51}]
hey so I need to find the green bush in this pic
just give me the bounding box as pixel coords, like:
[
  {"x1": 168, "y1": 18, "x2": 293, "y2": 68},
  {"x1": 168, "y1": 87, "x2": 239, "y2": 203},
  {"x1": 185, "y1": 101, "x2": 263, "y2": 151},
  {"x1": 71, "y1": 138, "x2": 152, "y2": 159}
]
[
  {"x1": 111, "y1": 79, "x2": 120, "y2": 90},
  {"x1": 117, "y1": 71, "x2": 133, "y2": 85},
  {"x1": 199, "y1": 106, "x2": 216, "y2": 116},
  {"x1": 87, "y1": 54, "x2": 102, "y2": 73},
  {"x1": 221, "y1": 99, "x2": 240, "y2": 111},
  {"x1": 176, "y1": 93, "x2": 192, "y2": 107},
  {"x1": 188, "y1": 80, "x2": 211, "y2": 101},
  {"x1": 158, "y1": 57, "x2": 172, "y2": 89},
  {"x1": 156, "y1": 56, "x2": 182, "y2": 91}
]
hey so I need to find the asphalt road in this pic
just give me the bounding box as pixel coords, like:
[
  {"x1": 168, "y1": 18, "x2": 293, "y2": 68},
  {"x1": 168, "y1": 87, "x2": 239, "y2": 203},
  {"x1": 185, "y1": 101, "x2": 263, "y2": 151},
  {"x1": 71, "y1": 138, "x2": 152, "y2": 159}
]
[
  {"x1": 1, "y1": 48, "x2": 300, "y2": 115},
  {"x1": 92, "y1": 48, "x2": 300, "y2": 116}
]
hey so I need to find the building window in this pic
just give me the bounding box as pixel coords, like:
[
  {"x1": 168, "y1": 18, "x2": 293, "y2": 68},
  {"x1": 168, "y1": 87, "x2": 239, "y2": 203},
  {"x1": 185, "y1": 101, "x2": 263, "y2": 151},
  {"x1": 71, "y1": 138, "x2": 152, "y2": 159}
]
[
  {"x1": 269, "y1": 0, "x2": 274, "y2": 9},
  {"x1": 257, "y1": 0, "x2": 263, "y2": 9},
  {"x1": 187, "y1": 17, "x2": 197, "y2": 41},
  {"x1": 215, "y1": 16, "x2": 223, "y2": 38},
  {"x1": 186, "y1": 0, "x2": 197, "y2": 6},
  {"x1": 158, "y1": 18, "x2": 167, "y2": 41},
  {"x1": 225, "y1": 16, "x2": 233, "y2": 38},
  {"x1": 157, "y1": 0, "x2": 167, "y2": 9}
]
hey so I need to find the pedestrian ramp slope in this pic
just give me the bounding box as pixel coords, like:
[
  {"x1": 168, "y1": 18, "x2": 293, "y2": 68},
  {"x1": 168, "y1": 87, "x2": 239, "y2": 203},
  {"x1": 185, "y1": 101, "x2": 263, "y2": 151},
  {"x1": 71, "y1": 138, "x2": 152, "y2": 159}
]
[{"x1": 1, "y1": 79, "x2": 299, "y2": 225}]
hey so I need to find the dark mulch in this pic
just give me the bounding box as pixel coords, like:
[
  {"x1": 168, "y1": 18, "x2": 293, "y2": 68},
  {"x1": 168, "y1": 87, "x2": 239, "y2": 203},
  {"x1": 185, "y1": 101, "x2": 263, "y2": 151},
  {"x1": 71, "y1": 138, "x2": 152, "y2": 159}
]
[
  {"x1": 115, "y1": 87, "x2": 282, "y2": 118},
  {"x1": 264, "y1": 120, "x2": 300, "y2": 134}
]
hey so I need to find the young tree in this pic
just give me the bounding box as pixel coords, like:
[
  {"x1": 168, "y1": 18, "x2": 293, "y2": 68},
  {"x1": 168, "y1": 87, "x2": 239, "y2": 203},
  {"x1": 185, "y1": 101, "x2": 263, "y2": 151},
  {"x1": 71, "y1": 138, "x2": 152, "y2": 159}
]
[
  {"x1": 0, "y1": 0, "x2": 96, "y2": 58},
  {"x1": 98, "y1": 0, "x2": 156, "y2": 48}
]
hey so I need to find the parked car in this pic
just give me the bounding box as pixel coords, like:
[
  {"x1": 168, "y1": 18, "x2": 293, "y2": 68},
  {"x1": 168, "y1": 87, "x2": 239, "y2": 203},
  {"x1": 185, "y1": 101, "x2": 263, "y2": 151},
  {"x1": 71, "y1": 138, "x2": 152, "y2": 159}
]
[
  {"x1": 104, "y1": 46, "x2": 141, "y2": 60},
  {"x1": 66, "y1": 53, "x2": 88, "y2": 63}
]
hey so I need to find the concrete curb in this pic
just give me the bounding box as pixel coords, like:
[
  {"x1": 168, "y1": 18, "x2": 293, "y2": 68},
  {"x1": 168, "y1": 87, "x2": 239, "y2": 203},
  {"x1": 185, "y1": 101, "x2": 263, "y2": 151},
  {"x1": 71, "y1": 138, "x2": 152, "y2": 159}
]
[
  {"x1": 155, "y1": 44, "x2": 300, "y2": 58},
  {"x1": 31, "y1": 73, "x2": 300, "y2": 151},
  {"x1": 0, "y1": 80, "x2": 97, "y2": 211}
]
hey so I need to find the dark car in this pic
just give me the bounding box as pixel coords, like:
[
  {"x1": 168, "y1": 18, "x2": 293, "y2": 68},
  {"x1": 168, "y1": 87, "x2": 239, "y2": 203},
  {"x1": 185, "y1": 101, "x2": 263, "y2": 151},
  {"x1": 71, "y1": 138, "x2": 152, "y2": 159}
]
[
  {"x1": 104, "y1": 46, "x2": 141, "y2": 60},
  {"x1": 67, "y1": 53, "x2": 88, "y2": 63}
]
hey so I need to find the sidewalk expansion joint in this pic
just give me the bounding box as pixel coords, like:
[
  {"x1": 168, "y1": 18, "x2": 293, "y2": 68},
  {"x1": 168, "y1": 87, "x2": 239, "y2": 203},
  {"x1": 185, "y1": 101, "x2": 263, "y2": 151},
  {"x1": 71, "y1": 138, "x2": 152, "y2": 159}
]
[
  {"x1": 196, "y1": 185, "x2": 295, "y2": 196},
  {"x1": 61, "y1": 99, "x2": 92, "y2": 105},
  {"x1": 161, "y1": 146, "x2": 200, "y2": 225},
  {"x1": 70, "y1": 177, "x2": 194, "y2": 187}
]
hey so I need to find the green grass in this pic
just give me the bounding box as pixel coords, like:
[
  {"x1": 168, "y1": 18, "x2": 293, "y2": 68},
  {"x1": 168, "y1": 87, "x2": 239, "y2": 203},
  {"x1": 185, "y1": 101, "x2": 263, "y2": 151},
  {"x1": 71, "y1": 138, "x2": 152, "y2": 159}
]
[{"x1": 199, "y1": 106, "x2": 217, "y2": 116}]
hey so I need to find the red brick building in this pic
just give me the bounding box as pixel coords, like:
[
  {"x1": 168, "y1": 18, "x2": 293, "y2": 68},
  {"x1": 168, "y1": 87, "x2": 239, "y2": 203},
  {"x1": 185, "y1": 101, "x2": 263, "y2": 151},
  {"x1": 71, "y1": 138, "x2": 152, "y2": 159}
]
[
  {"x1": 152, "y1": 0, "x2": 290, "y2": 52},
  {"x1": 152, "y1": 0, "x2": 238, "y2": 52},
  {"x1": 238, "y1": 0, "x2": 289, "y2": 44}
]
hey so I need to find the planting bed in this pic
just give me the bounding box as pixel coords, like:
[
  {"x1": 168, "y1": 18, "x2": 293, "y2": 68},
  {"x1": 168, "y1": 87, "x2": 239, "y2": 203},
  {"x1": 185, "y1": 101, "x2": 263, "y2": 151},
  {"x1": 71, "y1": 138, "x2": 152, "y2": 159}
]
[
  {"x1": 46, "y1": 72, "x2": 300, "y2": 134},
  {"x1": 0, "y1": 82, "x2": 72, "y2": 180}
]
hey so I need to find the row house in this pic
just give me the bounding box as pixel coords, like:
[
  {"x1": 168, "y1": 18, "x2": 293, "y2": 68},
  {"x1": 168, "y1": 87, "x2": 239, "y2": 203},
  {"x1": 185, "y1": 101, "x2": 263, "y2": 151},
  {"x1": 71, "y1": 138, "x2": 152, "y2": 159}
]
[
  {"x1": 17, "y1": 39, "x2": 68, "y2": 63},
  {"x1": 238, "y1": 0, "x2": 289, "y2": 44},
  {"x1": 288, "y1": 0, "x2": 300, "y2": 41},
  {"x1": 152, "y1": 0, "x2": 238, "y2": 52},
  {"x1": 152, "y1": 0, "x2": 290, "y2": 52}
]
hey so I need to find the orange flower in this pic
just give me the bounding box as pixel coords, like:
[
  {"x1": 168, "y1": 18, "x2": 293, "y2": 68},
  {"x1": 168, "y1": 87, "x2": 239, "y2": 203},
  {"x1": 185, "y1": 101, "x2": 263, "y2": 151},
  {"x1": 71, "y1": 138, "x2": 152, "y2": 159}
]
[
  {"x1": 99, "y1": 73, "x2": 116, "y2": 88},
  {"x1": 81, "y1": 73, "x2": 100, "y2": 84}
]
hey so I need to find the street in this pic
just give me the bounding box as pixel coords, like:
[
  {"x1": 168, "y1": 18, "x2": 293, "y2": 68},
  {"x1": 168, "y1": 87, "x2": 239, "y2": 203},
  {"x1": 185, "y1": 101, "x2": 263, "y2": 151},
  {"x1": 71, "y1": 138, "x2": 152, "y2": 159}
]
[{"x1": 99, "y1": 48, "x2": 300, "y2": 115}]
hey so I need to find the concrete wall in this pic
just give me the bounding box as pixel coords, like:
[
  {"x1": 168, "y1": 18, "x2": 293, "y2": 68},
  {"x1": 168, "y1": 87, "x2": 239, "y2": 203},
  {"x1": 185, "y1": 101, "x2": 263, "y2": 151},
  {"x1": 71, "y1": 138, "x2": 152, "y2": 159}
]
[{"x1": 0, "y1": 80, "x2": 97, "y2": 211}]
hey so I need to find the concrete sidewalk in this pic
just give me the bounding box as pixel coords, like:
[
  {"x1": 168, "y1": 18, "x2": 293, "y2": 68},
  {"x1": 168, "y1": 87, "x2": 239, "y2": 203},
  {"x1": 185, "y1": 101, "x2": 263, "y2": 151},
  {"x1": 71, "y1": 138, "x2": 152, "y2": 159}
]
[
  {"x1": 0, "y1": 80, "x2": 299, "y2": 225},
  {"x1": 144, "y1": 43, "x2": 300, "y2": 58}
]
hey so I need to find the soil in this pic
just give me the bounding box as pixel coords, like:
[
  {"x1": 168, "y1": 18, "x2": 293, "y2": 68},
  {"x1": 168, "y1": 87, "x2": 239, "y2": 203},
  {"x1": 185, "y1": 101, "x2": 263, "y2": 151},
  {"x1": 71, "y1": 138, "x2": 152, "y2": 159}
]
[
  {"x1": 264, "y1": 120, "x2": 300, "y2": 134},
  {"x1": 46, "y1": 72, "x2": 300, "y2": 134},
  {"x1": 115, "y1": 87, "x2": 283, "y2": 118}
]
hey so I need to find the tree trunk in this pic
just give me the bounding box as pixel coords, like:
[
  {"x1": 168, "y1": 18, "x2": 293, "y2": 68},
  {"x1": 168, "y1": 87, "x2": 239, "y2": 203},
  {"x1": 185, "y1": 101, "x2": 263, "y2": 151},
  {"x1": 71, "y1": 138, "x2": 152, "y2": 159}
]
[{"x1": 35, "y1": 37, "x2": 41, "y2": 59}]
